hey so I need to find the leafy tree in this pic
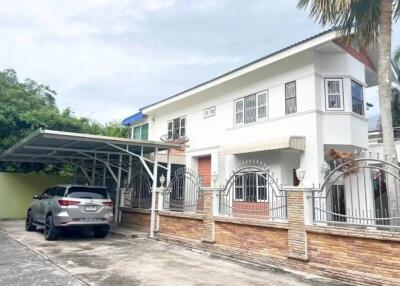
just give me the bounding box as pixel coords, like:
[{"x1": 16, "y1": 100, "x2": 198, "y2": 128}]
[{"x1": 0, "y1": 69, "x2": 130, "y2": 174}]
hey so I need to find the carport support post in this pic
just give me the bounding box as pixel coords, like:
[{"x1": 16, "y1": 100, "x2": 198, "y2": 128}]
[
  {"x1": 115, "y1": 154, "x2": 123, "y2": 223},
  {"x1": 150, "y1": 146, "x2": 159, "y2": 239}
]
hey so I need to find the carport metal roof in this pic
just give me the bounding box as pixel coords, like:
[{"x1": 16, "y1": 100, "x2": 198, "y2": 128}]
[
  {"x1": 0, "y1": 129, "x2": 180, "y2": 163},
  {"x1": 0, "y1": 128, "x2": 181, "y2": 185}
]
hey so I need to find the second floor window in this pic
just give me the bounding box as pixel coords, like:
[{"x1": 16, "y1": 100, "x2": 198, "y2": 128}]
[
  {"x1": 234, "y1": 91, "x2": 268, "y2": 125},
  {"x1": 285, "y1": 81, "x2": 297, "y2": 114},
  {"x1": 351, "y1": 80, "x2": 364, "y2": 116},
  {"x1": 325, "y1": 78, "x2": 343, "y2": 110},
  {"x1": 168, "y1": 116, "x2": 186, "y2": 140},
  {"x1": 133, "y1": 123, "x2": 149, "y2": 140}
]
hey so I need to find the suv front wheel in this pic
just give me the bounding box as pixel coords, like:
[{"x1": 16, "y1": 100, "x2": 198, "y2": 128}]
[
  {"x1": 25, "y1": 210, "x2": 36, "y2": 232},
  {"x1": 44, "y1": 215, "x2": 59, "y2": 241}
]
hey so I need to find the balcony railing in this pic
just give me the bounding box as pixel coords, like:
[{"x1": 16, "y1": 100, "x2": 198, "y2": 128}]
[{"x1": 160, "y1": 134, "x2": 189, "y2": 144}]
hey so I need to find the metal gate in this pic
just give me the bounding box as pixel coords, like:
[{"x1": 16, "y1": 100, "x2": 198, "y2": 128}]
[
  {"x1": 123, "y1": 163, "x2": 152, "y2": 209},
  {"x1": 312, "y1": 156, "x2": 400, "y2": 230},
  {"x1": 219, "y1": 164, "x2": 287, "y2": 220},
  {"x1": 163, "y1": 167, "x2": 203, "y2": 212}
]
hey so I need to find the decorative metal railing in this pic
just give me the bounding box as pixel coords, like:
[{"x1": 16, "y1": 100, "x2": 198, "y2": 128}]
[
  {"x1": 311, "y1": 156, "x2": 400, "y2": 231},
  {"x1": 218, "y1": 162, "x2": 287, "y2": 220},
  {"x1": 123, "y1": 165, "x2": 152, "y2": 209},
  {"x1": 162, "y1": 167, "x2": 203, "y2": 213}
]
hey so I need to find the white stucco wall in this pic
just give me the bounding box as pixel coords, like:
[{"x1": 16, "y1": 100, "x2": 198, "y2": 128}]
[{"x1": 138, "y1": 42, "x2": 369, "y2": 191}]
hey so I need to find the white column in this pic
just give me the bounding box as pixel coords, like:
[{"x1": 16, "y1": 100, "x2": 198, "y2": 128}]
[{"x1": 150, "y1": 146, "x2": 159, "y2": 238}]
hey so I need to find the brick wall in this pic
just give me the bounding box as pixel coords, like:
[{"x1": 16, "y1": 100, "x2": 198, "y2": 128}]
[
  {"x1": 215, "y1": 221, "x2": 288, "y2": 257},
  {"x1": 232, "y1": 202, "x2": 268, "y2": 218},
  {"x1": 158, "y1": 212, "x2": 204, "y2": 241},
  {"x1": 121, "y1": 189, "x2": 400, "y2": 285},
  {"x1": 120, "y1": 208, "x2": 150, "y2": 229},
  {"x1": 307, "y1": 228, "x2": 400, "y2": 285}
]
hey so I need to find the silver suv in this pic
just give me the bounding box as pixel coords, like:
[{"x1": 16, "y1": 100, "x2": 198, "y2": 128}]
[{"x1": 25, "y1": 184, "x2": 114, "y2": 240}]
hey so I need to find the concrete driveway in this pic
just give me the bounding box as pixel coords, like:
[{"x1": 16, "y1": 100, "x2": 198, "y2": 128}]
[{"x1": 0, "y1": 221, "x2": 345, "y2": 286}]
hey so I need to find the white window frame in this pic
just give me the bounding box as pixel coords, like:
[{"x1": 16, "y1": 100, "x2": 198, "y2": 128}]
[
  {"x1": 234, "y1": 175, "x2": 244, "y2": 201},
  {"x1": 256, "y1": 91, "x2": 268, "y2": 119},
  {"x1": 167, "y1": 116, "x2": 186, "y2": 139},
  {"x1": 167, "y1": 121, "x2": 173, "y2": 139},
  {"x1": 179, "y1": 117, "x2": 186, "y2": 137},
  {"x1": 285, "y1": 81, "x2": 297, "y2": 115},
  {"x1": 234, "y1": 98, "x2": 244, "y2": 125},
  {"x1": 234, "y1": 90, "x2": 268, "y2": 126},
  {"x1": 203, "y1": 106, "x2": 216, "y2": 118},
  {"x1": 325, "y1": 78, "x2": 344, "y2": 111},
  {"x1": 233, "y1": 173, "x2": 269, "y2": 202},
  {"x1": 133, "y1": 125, "x2": 141, "y2": 140}
]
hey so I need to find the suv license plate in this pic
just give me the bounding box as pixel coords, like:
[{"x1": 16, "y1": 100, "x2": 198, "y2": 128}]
[{"x1": 85, "y1": 205, "x2": 97, "y2": 212}]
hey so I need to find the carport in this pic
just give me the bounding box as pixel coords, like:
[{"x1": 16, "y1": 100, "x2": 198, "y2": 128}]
[{"x1": 0, "y1": 128, "x2": 181, "y2": 237}]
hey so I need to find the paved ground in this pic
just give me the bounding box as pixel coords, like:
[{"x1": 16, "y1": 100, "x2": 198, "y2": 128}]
[{"x1": 0, "y1": 221, "x2": 346, "y2": 286}]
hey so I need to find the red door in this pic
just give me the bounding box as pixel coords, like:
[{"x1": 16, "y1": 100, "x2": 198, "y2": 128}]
[{"x1": 198, "y1": 156, "x2": 211, "y2": 187}]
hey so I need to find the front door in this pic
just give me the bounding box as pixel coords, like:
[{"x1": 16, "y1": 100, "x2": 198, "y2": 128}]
[{"x1": 198, "y1": 156, "x2": 211, "y2": 187}]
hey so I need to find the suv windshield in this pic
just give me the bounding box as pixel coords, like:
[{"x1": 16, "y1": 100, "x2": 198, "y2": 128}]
[{"x1": 66, "y1": 187, "x2": 108, "y2": 199}]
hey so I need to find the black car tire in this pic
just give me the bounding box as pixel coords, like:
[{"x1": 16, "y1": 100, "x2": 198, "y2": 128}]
[
  {"x1": 44, "y1": 215, "x2": 59, "y2": 241},
  {"x1": 93, "y1": 225, "x2": 110, "y2": 238},
  {"x1": 25, "y1": 210, "x2": 36, "y2": 231}
]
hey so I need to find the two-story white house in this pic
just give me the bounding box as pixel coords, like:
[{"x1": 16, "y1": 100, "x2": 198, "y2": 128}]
[{"x1": 123, "y1": 30, "x2": 378, "y2": 193}]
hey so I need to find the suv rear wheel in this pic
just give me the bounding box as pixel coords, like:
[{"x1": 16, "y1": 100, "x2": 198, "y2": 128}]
[
  {"x1": 44, "y1": 215, "x2": 59, "y2": 241},
  {"x1": 94, "y1": 225, "x2": 110, "y2": 238},
  {"x1": 25, "y1": 210, "x2": 36, "y2": 231}
]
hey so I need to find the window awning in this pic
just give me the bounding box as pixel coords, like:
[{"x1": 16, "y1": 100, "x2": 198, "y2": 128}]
[
  {"x1": 122, "y1": 112, "x2": 145, "y2": 126},
  {"x1": 219, "y1": 136, "x2": 305, "y2": 155}
]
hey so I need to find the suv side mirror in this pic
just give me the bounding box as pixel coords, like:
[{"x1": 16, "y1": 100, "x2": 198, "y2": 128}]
[{"x1": 33, "y1": 194, "x2": 40, "y2": 200}]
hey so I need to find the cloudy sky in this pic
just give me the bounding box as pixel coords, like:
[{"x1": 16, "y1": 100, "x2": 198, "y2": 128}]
[{"x1": 1, "y1": 0, "x2": 399, "y2": 123}]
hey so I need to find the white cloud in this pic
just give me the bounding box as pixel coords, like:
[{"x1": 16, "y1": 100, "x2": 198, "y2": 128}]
[{"x1": 0, "y1": 0, "x2": 399, "y2": 123}]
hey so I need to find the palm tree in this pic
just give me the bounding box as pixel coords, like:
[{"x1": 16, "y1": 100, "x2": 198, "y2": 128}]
[
  {"x1": 298, "y1": 0, "x2": 400, "y2": 219},
  {"x1": 394, "y1": 46, "x2": 400, "y2": 76}
]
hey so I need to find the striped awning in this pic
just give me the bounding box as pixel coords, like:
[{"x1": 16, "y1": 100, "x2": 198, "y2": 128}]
[{"x1": 219, "y1": 136, "x2": 305, "y2": 155}]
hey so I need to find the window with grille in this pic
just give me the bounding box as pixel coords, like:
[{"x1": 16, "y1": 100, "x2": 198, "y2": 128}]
[
  {"x1": 167, "y1": 116, "x2": 186, "y2": 140},
  {"x1": 351, "y1": 80, "x2": 364, "y2": 115},
  {"x1": 233, "y1": 172, "x2": 268, "y2": 202},
  {"x1": 285, "y1": 81, "x2": 297, "y2": 114},
  {"x1": 257, "y1": 92, "x2": 267, "y2": 119},
  {"x1": 325, "y1": 79, "x2": 343, "y2": 110},
  {"x1": 234, "y1": 90, "x2": 268, "y2": 125}
]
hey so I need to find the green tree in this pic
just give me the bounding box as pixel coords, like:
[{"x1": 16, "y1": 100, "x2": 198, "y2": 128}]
[{"x1": 0, "y1": 69, "x2": 129, "y2": 174}]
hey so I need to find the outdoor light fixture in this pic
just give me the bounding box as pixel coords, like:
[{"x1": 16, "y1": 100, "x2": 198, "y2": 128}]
[
  {"x1": 211, "y1": 172, "x2": 218, "y2": 187},
  {"x1": 320, "y1": 161, "x2": 330, "y2": 177},
  {"x1": 295, "y1": 169, "x2": 306, "y2": 187},
  {"x1": 159, "y1": 174, "x2": 166, "y2": 187}
]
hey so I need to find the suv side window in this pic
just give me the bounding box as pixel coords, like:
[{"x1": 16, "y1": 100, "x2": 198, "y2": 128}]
[
  {"x1": 40, "y1": 188, "x2": 50, "y2": 199},
  {"x1": 55, "y1": 187, "x2": 66, "y2": 197},
  {"x1": 47, "y1": 187, "x2": 57, "y2": 198}
]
